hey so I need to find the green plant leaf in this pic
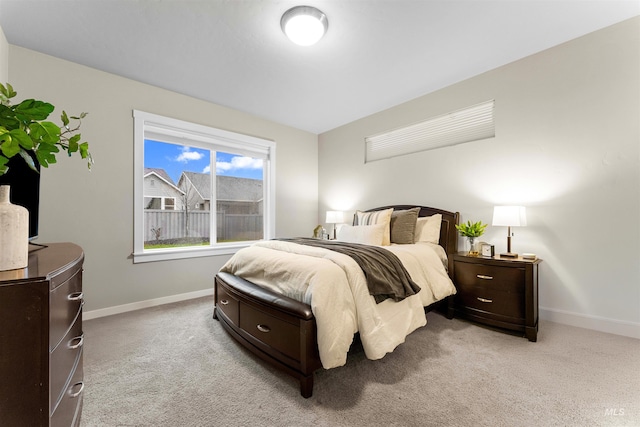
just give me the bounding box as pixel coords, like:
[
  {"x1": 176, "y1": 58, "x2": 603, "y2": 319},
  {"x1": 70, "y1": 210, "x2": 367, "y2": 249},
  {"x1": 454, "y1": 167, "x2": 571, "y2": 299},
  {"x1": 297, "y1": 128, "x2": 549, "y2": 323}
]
[
  {"x1": 0, "y1": 155, "x2": 8, "y2": 175},
  {"x1": 0, "y1": 136, "x2": 21, "y2": 158},
  {"x1": 67, "y1": 133, "x2": 81, "y2": 153},
  {"x1": 13, "y1": 99, "x2": 54, "y2": 122},
  {"x1": 17, "y1": 149, "x2": 38, "y2": 172},
  {"x1": 29, "y1": 121, "x2": 61, "y2": 144},
  {"x1": 0, "y1": 105, "x2": 20, "y2": 130},
  {"x1": 35, "y1": 142, "x2": 59, "y2": 168},
  {"x1": 9, "y1": 129, "x2": 32, "y2": 149},
  {"x1": 0, "y1": 83, "x2": 16, "y2": 99},
  {"x1": 79, "y1": 142, "x2": 90, "y2": 160},
  {"x1": 61, "y1": 110, "x2": 70, "y2": 127}
]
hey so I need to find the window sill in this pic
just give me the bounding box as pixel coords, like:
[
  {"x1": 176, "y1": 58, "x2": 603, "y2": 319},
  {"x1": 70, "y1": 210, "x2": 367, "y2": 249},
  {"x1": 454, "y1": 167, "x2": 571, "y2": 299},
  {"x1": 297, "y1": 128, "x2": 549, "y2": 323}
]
[{"x1": 132, "y1": 241, "x2": 253, "y2": 263}]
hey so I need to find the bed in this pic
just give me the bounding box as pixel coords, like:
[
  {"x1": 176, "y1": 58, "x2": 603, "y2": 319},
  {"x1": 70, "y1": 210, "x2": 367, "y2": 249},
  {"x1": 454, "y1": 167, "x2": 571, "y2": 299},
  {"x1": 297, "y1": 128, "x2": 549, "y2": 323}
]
[{"x1": 213, "y1": 205, "x2": 459, "y2": 397}]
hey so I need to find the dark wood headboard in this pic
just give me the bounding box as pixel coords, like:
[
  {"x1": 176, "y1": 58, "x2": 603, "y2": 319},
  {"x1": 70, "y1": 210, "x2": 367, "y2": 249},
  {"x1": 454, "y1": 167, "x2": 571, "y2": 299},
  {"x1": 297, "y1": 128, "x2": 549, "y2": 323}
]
[{"x1": 366, "y1": 204, "x2": 460, "y2": 260}]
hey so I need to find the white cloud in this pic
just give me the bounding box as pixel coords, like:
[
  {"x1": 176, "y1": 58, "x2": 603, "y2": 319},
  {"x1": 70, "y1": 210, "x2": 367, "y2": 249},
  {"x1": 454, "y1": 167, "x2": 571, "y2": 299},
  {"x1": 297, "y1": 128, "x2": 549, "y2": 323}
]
[
  {"x1": 216, "y1": 156, "x2": 263, "y2": 174},
  {"x1": 175, "y1": 147, "x2": 204, "y2": 163}
]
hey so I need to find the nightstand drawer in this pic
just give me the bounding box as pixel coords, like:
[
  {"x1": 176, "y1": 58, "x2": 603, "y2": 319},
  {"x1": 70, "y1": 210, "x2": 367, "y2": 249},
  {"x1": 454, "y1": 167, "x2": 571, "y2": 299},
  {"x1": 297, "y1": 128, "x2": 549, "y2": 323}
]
[
  {"x1": 455, "y1": 262, "x2": 524, "y2": 292},
  {"x1": 455, "y1": 283, "x2": 524, "y2": 320}
]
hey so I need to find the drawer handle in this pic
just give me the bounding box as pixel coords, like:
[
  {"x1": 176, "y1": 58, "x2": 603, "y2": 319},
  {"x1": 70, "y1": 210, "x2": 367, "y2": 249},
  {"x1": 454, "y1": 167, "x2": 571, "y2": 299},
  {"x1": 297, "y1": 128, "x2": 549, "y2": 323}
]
[
  {"x1": 68, "y1": 292, "x2": 84, "y2": 302},
  {"x1": 477, "y1": 297, "x2": 493, "y2": 303},
  {"x1": 477, "y1": 275, "x2": 493, "y2": 280},
  {"x1": 68, "y1": 334, "x2": 84, "y2": 350},
  {"x1": 219, "y1": 299, "x2": 229, "y2": 305},
  {"x1": 69, "y1": 382, "x2": 84, "y2": 399},
  {"x1": 256, "y1": 324, "x2": 271, "y2": 333}
]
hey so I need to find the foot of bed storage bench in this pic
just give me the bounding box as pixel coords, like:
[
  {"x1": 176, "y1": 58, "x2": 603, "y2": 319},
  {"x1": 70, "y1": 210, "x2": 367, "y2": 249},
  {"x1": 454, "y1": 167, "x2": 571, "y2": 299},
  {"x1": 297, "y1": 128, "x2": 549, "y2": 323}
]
[{"x1": 214, "y1": 272, "x2": 322, "y2": 398}]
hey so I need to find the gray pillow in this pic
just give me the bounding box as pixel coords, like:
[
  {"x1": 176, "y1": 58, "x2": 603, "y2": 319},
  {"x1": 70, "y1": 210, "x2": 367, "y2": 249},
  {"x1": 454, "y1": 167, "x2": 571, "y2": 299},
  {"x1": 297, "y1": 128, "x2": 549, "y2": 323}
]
[{"x1": 390, "y1": 207, "x2": 420, "y2": 244}]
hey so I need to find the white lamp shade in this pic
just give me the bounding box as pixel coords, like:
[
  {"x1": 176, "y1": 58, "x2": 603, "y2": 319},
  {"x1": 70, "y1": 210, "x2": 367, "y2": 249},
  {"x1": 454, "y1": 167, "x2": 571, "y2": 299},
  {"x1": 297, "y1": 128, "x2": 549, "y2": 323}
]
[
  {"x1": 281, "y1": 6, "x2": 328, "y2": 46},
  {"x1": 492, "y1": 206, "x2": 527, "y2": 227},
  {"x1": 325, "y1": 211, "x2": 344, "y2": 224}
]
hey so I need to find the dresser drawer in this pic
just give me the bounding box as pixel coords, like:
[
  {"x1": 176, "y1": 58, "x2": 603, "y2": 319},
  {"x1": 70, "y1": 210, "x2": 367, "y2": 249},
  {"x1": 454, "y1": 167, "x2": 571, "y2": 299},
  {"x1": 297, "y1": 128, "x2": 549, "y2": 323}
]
[
  {"x1": 216, "y1": 282, "x2": 239, "y2": 325},
  {"x1": 50, "y1": 349, "x2": 84, "y2": 427},
  {"x1": 50, "y1": 269, "x2": 83, "y2": 350},
  {"x1": 455, "y1": 261, "x2": 524, "y2": 292},
  {"x1": 50, "y1": 314, "x2": 83, "y2": 414},
  {"x1": 239, "y1": 302, "x2": 300, "y2": 360}
]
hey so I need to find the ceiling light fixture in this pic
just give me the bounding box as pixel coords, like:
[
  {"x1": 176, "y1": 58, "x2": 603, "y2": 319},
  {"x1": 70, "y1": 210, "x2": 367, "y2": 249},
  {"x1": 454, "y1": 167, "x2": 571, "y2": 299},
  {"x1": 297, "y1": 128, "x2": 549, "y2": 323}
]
[{"x1": 281, "y1": 6, "x2": 328, "y2": 46}]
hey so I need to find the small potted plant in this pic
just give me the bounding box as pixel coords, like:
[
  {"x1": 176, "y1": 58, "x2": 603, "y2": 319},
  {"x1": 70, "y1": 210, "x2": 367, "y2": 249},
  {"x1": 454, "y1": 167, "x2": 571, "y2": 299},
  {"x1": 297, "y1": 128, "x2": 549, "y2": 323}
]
[{"x1": 455, "y1": 220, "x2": 487, "y2": 256}]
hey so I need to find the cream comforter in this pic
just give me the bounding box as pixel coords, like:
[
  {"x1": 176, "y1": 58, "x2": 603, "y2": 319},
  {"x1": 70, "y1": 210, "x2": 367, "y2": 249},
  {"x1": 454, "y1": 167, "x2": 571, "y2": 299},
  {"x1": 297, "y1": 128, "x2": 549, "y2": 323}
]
[{"x1": 219, "y1": 240, "x2": 456, "y2": 369}]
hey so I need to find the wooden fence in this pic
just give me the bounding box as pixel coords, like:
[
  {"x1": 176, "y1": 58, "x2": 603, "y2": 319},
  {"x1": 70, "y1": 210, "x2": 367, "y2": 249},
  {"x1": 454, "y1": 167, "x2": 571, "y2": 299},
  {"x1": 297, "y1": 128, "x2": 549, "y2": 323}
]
[{"x1": 144, "y1": 210, "x2": 262, "y2": 243}]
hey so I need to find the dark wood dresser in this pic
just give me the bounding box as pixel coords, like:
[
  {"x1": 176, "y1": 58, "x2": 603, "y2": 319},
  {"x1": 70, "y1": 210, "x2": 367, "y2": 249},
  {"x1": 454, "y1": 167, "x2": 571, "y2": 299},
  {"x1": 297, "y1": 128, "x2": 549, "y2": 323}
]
[
  {"x1": 452, "y1": 252, "x2": 540, "y2": 341},
  {"x1": 0, "y1": 243, "x2": 85, "y2": 426}
]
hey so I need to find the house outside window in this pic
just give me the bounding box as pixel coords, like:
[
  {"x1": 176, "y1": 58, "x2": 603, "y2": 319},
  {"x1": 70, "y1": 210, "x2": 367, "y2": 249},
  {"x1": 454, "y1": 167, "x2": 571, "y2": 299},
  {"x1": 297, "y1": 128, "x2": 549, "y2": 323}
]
[{"x1": 133, "y1": 110, "x2": 275, "y2": 263}]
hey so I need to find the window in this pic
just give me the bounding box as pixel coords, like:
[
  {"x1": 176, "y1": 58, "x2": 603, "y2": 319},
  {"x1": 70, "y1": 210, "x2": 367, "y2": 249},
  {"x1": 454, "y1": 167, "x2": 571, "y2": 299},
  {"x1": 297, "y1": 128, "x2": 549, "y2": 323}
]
[
  {"x1": 365, "y1": 100, "x2": 495, "y2": 162},
  {"x1": 133, "y1": 110, "x2": 275, "y2": 263},
  {"x1": 144, "y1": 196, "x2": 176, "y2": 210}
]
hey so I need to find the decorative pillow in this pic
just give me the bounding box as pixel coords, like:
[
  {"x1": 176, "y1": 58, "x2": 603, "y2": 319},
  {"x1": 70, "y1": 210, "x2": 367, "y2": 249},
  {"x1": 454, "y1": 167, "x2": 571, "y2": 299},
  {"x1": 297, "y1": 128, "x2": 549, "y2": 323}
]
[
  {"x1": 390, "y1": 207, "x2": 420, "y2": 244},
  {"x1": 336, "y1": 224, "x2": 386, "y2": 246},
  {"x1": 415, "y1": 213, "x2": 442, "y2": 244},
  {"x1": 354, "y1": 208, "x2": 393, "y2": 246}
]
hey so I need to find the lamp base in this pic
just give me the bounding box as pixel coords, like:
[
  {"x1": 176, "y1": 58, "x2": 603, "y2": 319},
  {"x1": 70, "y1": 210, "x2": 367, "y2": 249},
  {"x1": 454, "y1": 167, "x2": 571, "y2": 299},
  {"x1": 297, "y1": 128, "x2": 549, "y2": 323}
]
[{"x1": 500, "y1": 252, "x2": 518, "y2": 258}]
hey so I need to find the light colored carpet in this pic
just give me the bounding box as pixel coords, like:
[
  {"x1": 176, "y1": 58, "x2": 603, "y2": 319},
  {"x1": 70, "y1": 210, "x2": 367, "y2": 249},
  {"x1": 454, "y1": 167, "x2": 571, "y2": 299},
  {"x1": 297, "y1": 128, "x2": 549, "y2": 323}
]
[{"x1": 81, "y1": 297, "x2": 640, "y2": 427}]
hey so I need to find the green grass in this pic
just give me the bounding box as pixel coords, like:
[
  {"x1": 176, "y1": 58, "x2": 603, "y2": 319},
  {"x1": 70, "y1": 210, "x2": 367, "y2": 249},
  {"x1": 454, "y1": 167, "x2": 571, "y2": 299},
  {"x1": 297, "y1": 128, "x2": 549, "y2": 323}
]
[{"x1": 144, "y1": 242, "x2": 209, "y2": 250}]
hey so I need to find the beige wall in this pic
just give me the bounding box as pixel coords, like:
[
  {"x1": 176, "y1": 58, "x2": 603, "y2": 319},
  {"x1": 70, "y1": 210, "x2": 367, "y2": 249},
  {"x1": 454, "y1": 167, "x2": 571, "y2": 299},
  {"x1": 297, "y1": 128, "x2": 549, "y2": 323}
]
[
  {"x1": 7, "y1": 45, "x2": 318, "y2": 312},
  {"x1": 0, "y1": 26, "x2": 7, "y2": 83},
  {"x1": 319, "y1": 18, "x2": 640, "y2": 338}
]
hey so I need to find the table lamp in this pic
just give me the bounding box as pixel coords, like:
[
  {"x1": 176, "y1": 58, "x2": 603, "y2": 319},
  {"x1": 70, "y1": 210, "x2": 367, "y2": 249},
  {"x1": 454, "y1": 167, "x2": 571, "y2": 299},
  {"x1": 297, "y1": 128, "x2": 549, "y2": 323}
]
[
  {"x1": 325, "y1": 211, "x2": 344, "y2": 240},
  {"x1": 492, "y1": 206, "x2": 526, "y2": 258}
]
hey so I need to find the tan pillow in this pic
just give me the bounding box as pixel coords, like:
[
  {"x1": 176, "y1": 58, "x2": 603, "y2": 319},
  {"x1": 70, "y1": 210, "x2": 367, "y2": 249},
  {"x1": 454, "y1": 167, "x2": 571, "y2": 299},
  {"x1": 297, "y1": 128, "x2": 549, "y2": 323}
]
[
  {"x1": 336, "y1": 224, "x2": 385, "y2": 245},
  {"x1": 354, "y1": 208, "x2": 393, "y2": 246},
  {"x1": 415, "y1": 214, "x2": 442, "y2": 244},
  {"x1": 390, "y1": 207, "x2": 420, "y2": 244}
]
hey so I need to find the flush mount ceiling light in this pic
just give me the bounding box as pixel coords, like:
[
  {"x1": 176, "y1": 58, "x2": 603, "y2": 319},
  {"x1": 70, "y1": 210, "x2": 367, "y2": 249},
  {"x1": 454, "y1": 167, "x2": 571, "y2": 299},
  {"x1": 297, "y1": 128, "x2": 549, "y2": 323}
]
[{"x1": 281, "y1": 5, "x2": 328, "y2": 46}]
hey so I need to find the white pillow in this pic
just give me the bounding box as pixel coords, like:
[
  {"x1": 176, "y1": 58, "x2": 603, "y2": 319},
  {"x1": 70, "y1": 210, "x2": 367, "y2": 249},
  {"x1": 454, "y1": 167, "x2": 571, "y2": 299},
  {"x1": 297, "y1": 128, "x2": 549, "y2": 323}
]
[
  {"x1": 414, "y1": 214, "x2": 442, "y2": 244},
  {"x1": 354, "y1": 208, "x2": 393, "y2": 246},
  {"x1": 336, "y1": 223, "x2": 385, "y2": 246}
]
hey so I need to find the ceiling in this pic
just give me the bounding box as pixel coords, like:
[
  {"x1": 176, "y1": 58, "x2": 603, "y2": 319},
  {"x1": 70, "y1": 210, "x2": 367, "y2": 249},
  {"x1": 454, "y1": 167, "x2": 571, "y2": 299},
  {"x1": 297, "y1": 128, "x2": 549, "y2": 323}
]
[{"x1": 0, "y1": 1, "x2": 638, "y2": 134}]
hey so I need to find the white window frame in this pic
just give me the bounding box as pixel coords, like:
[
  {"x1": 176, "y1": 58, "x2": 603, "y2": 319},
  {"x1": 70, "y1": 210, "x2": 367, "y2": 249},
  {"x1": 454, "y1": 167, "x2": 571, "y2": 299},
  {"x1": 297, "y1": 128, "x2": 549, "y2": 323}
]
[{"x1": 133, "y1": 110, "x2": 276, "y2": 263}]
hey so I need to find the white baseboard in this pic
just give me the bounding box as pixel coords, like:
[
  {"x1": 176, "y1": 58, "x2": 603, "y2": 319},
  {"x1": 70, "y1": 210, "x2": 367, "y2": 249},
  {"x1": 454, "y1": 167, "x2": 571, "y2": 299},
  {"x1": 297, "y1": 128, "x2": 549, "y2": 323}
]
[
  {"x1": 540, "y1": 306, "x2": 640, "y2": 340},
  {"x1": 84, "y1": 288, "x2": 214, "y2": 320}
]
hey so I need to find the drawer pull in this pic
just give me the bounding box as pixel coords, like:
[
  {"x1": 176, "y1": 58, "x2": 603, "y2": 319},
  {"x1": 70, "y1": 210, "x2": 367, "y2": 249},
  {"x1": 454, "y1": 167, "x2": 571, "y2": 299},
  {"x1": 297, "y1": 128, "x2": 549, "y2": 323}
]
[
  {"x1": 219, "y1": 299, "x2": 229, "y2": 305},
  {"x1": 68, "y1": 334, "x2": 84, "y2": 350},
  {"x1": 68, "y1": 292, "x2": 84, "y2": 302},
  {"x1": 477, "y1": 297, "x2": 493, "y2": 303},
  {"x1": 477, "y1": 274, "x2": 493, "y2": 280},
  {"x1": 69, "y1": 382, "x2": 84, "y2": 399},
  {"x1": 256, "y1": 324, "x2": 271, "y2": 333}
]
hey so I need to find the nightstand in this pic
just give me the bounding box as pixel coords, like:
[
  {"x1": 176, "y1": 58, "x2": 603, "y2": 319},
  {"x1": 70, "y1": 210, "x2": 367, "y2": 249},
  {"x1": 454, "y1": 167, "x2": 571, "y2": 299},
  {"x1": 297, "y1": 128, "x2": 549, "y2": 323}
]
[{"x1": 452, "y1": 253, "x2": 541, "y2": 341}]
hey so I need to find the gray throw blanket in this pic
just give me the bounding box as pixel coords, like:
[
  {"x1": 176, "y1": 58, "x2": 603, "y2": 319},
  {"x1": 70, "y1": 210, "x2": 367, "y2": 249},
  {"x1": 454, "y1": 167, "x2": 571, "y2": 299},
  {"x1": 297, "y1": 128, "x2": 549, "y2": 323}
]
[{"x1": 278, "y1": 238, "x2": 421, "y2": 304}]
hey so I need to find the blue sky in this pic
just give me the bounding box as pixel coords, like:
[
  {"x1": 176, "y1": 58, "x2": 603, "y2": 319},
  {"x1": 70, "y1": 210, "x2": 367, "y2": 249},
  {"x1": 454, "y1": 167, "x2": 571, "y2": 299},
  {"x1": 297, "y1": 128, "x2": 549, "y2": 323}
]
[{"x1": 144, "y1": 140, "x2": 263, "y2": 184}]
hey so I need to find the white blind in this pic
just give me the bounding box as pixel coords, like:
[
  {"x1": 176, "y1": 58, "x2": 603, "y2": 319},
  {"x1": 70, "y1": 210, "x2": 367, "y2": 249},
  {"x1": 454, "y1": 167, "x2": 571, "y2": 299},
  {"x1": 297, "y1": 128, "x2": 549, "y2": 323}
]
[
  {"x1": 365, "y1": 100, "x2": 495, "y2": 163},
  {"x1": 134, "y1": 110, "x2": 271, "y2": 159}
]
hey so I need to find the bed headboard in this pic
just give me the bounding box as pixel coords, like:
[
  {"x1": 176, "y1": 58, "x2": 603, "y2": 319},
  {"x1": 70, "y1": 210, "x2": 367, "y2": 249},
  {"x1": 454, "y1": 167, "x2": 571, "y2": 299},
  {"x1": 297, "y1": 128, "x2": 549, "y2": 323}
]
[{"x1": 366, "y1": 205, "x2": 460, "y2": 257}]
